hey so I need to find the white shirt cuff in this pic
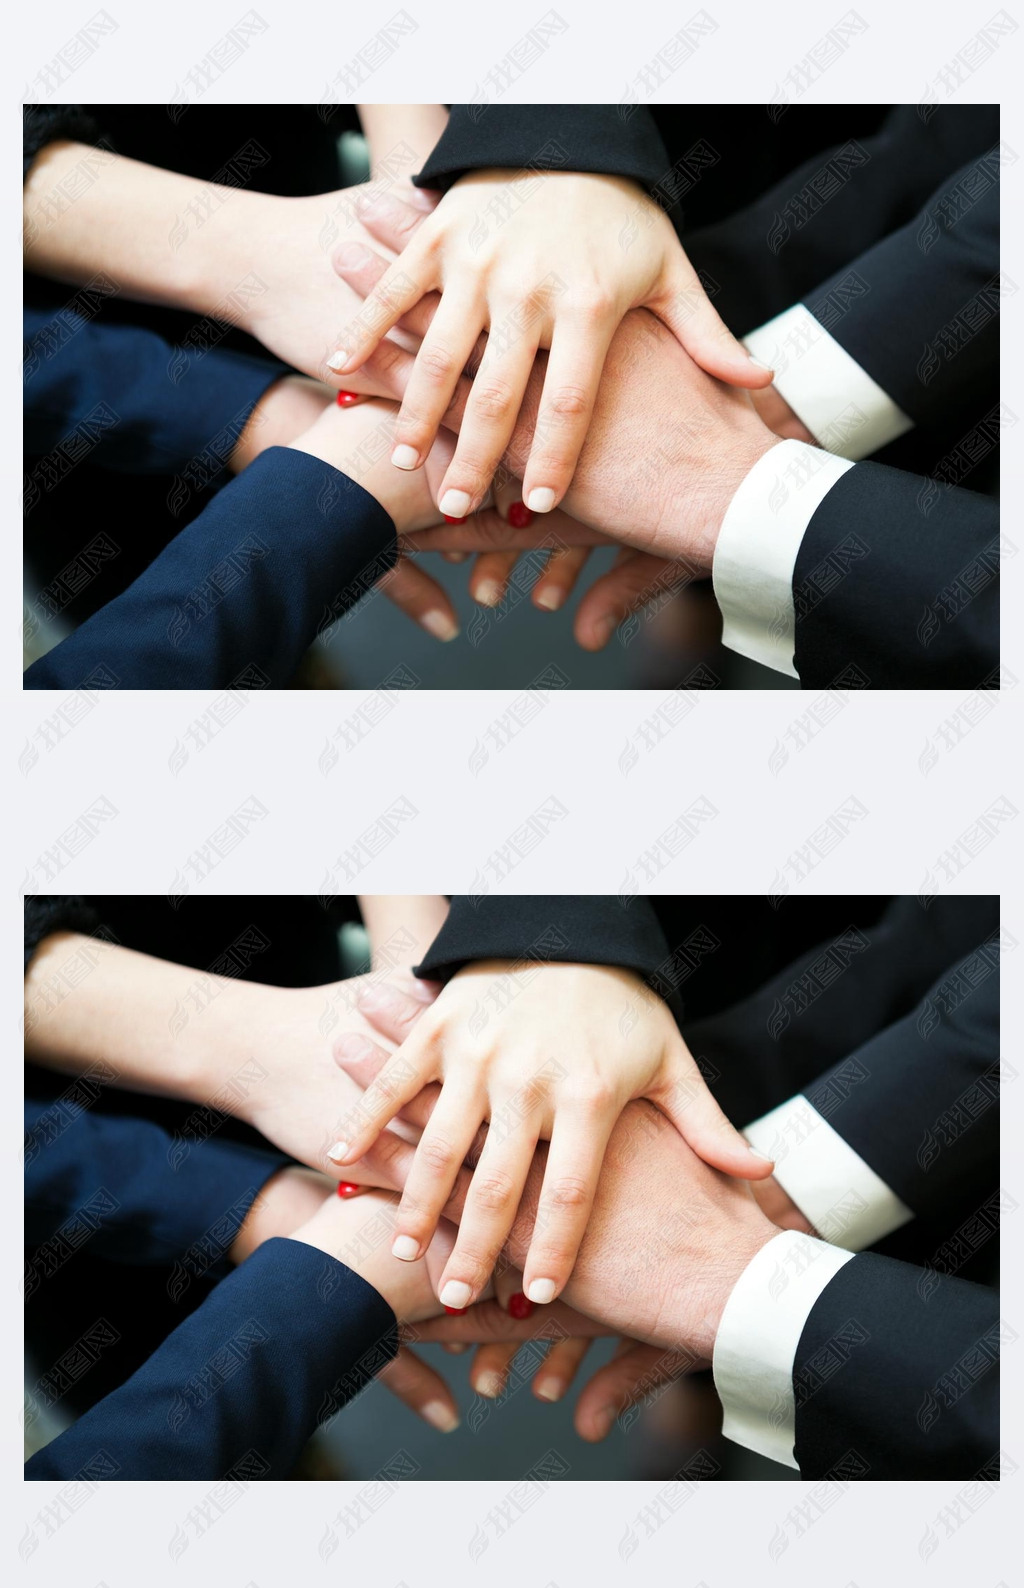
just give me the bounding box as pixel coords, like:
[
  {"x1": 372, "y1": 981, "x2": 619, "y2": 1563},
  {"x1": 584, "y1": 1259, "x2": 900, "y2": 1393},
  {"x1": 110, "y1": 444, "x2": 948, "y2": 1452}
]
[
  {"x1": 744, "y1": 1095, "x2": 914, "y2": 1251},
  {"x1": 713, "y1": 1231, "x2": 855, "y2": 1468},
  {"x1": 743, "y1": 304, "x2": 914, "y2": 461},
  {"x1": 712, "y1": 440, "x2": 853, "y2": 677}
]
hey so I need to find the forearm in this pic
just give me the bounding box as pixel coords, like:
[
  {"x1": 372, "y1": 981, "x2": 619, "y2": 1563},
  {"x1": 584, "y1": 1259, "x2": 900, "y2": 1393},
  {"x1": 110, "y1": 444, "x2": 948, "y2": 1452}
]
[
  {"x1": 24, "y1": 932, "x2": 264, "y2": 1103},
  {"x1": 358, "y1": 895, "x2": 450, "y2": 972},
  {"x1": 24, "y1": 140, "x2": 267, "y2": 322},
  {"x1": 358, "y1": 105, "x2": 449, "y2": 180}
]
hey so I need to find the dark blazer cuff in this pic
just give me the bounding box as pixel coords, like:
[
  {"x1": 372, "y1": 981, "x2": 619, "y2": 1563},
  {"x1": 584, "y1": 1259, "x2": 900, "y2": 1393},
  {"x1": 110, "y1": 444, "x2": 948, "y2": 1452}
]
[
  {"x1": 24, "y1": 895, "x2": 100, "y2": 969},
  {"x1": 24, "y1": 105, "x2": 103, "y2": 177},
  {"x1": 415, "y1": 105, "x2": 670, "y2": 193},
  {"x1": 415, "y1": 895, "x2": 673, "y2": 991}
]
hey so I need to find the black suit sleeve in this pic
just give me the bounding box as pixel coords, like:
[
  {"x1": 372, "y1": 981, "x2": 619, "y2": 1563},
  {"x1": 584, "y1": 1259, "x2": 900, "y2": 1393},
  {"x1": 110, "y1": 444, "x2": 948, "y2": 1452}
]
[
  {"x1": 24, "y1": 448, "x2": 396, "y2": 690},
  {"x1": 415, "y1": 895, "x2": 674, "y2": 993},
  {"x1": 794, "y1": 1251, "x2": 999, "y2": 1479},
  {"x1": 791, "y1": 458, "x2": 998, "y2": 688},
  {"x1": 25, "y1": 1239, "x2": 398, "y2": 1479},
  {"x1": 415, "y1": 105, "x2": 671, "y2": 194}
]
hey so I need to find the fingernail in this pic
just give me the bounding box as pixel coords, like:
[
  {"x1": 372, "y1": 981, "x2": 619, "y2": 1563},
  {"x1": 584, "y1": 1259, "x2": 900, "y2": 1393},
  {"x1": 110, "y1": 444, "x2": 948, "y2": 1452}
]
[
  {"x1": 442, "y1": 1342, "x2": 468, "y2": 1354},
  {"x1": 474, "y1": 579, "x2": 502, "y2": 608},
  {"x1": 442, "y1": 514, "x2": 467, "y2": 525},
  {"x1": 443, "y1": 1304, "x2": 468, "y2": 1315},
  {"x1": 526, "y1": 487, "x2": 556, "y2": 514},
  {"x1": 534, "y1": 1377, "x2": 564, "y2": 1403},
  {"x1": 443, "y1": 551, "x2": 468, "y2": 562},
  {"x1": 327, "y1": 1141, "x2": 350, "y2": 1163},
  {"x1": 421, "y1": 1400, "x2": 460, "y2": 1432},
  {"x1": 392, "y1": 1235, "x2": 420, "y2": 1261},
  {"x1": 356, "y1": 982, "x2": 392, "y2": 1011},
  {"x1": 507, "y1": 1292, "x2": 534, "y2": 1320},
  {"x1": 336, "y1": 1181, "x2": 362, "y2": 1198},
  {"x1": 336, "y1": 390, "x2": 360, "y2": 407},
  {"x1": 334, "y1": 242, "x2": 372, "y2": 268},
  {"x1": 592, "y1": 1404, "x2": 617, "y2": 1439},
  {"x1": 535, "y1": 587, "x2": 565, "y2": 613},
  {"x1": 748, "y1": 355, "x2": 773, "y2": 372},
  {"x1": 439, "y1": 490, "x2": 472, "y2": 518},
  {"x1": 525, "y1": 1278, "x2": 556, "y2": 1305},
  {"x1": 507, "y1": 501, "x2": 533, "y2": 528},
  {"x1": 334, "y1": 1032, "x2": 374, "y2": 1062},
  {"x1": 420, "y1": 610, "x2": 459, "y2": 642},
  {"x1": 440, "y1": 1280, "x2": 473, "y2": 1310},
  {"x1": 327, "y1": 351, "x2": 349, "y2": 372},
  {"x1": 391, "y1": 444, "x2": 419, "y2": 470},
  {"x1": 475, "y1": 1371, "x2": 504, "y2": 1400}
]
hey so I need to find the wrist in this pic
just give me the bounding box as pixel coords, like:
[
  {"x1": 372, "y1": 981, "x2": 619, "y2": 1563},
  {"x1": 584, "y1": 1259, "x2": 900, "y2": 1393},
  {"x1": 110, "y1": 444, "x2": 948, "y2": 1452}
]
[
  {"x1": 682, "y1": 430, "x2": 782, "y2": 575},
  {"x1": 665, "y1": 1214, "x2": 778, "y2": 1362}
]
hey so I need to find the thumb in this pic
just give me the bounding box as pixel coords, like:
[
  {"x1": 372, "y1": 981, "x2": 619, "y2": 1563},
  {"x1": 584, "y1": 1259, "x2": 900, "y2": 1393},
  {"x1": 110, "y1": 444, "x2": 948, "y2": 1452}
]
[
  {"x1": 650, "y1": 1047, "x2": 775, "y2": 1180},
  {"x1": 652, "y1": 262, "x2": 774, "y2": 390}
]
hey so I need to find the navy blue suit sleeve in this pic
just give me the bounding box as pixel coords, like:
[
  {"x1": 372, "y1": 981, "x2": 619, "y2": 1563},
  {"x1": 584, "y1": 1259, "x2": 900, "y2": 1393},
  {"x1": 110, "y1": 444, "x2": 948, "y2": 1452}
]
[
  {"x1": 23, "y1": 448, "x2": 397, "y2": 689},
  {"x1": 415, "y1": 105, "x2": 671, "y2": 193},
  {"x1": 24, "y1": 304, "x2": 285, "y2": 478},
  {"x1": 25, "y1": 1239, "x2": 399, "y2": 1479},
  {"x1": 24, "y1": 1097, "x2": 286, "y2": 1273}
]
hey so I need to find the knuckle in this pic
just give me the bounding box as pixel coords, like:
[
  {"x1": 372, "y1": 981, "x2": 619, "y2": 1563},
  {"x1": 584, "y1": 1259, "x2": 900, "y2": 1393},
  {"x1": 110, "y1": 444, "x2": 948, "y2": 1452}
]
[
  {"x1": 545, "y1": 384, "x2": 590, "y2": 422},
  {"x1": 418, "y1": 344, "x2": 458, "y2": 384},
  {"x1": 418, "y1": 1135, "x2": 459, "y2": 1176},
  {"x1": 451, "y1": 1241, "x2": 497, "y2": 1279},
  {"x1": 471, "y1": 1167, "x2": 517, "y2": 1213},
  {"x1": 544, "y1": 1173, "x2": 591, "y2": 1211},
  {"x1": 471, "y1": 378, "x2": 516, "y2": 423},
  {"x1": 573, "y1": 288, "x2": 614, "y2": 322}
]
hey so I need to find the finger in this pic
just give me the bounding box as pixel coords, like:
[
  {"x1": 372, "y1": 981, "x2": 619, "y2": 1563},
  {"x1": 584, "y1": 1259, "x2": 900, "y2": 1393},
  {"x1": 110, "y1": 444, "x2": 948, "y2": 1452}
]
[
  {"x1": 392, "y1": 1076, "x2": 488, "y2": 1263},
  {"x1": 328, "y1": 1038, "x2": 436, "y2": 1165},
  {"x1": 378, "y1": 556, "x2": 460, "y2": 643},
  {"x1": 435, "y1": 1115, "x2": 539, "y2": 1311},
  {"x1": 470, "y1": 1338, "x2": 521, "y2": 1401},
  {"x1": 573, "y1": 550, "x2": 687, "y2": 652},
  {"x1": 533, "y1": 1336, "x2": 592, "y2": 1403},
  {"x1": 403, "y1": 506, "x2": 608, "y2": 557},
  {"x1": 334, "y1": 1034, "x2": 444, "y2": 1125},
  {"x1": 414, "y1": 1297, "x2": 608, "y2": 1345},
  {"x1": 574, "y1": 1341, "x2": 689, "y2": 1442},
  {"x1": 435, "y1": 308, "x2": 541, "y2": 519},
  {"x1": 330, "y1": 242, "x2": 436, "y2": 375},
  {"x1": 521, "y1": 1106, "x2": 616, "y2": 1305},
  {"x1": 651, "y1": 1049, "x2": 775, "y2": 1179},
  {"x1": 387, "y1": 295, "x2": 487, "y2": 474},
  {"x1": 654, "y1": 262, "x2": 773, "y2": 389},
  {"x1": 377, "y1": 1345, "x2": 460, "y2": 1433},
  {"x1": 532, "y1": 546, "x2": 592, "y2": 614},
  {"x1": 520, "y1": 315, "x2": 615, "y2": 513},
  {"x1": 332, "y1": 239, "x2": 441, "y2": 343},
  {"x1": 355, "y1": 186, "x2": 436, "y2": 255},
  {"x1": 470, "y1": 549, "x2": 520, "y2": 608}
]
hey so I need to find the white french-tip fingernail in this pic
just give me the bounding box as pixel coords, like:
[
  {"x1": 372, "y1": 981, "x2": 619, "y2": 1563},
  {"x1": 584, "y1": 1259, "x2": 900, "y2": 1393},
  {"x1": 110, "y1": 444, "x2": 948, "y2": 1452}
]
[
  {"x1": 526, "y1": 487, "x2": 556, "y2": 514},
  {"x1": 391, "y1": 444, "x2": 419, "y2": 470},
  {"x1": 475, "y1": 1371, "x2": 504, "y2": 1400},
  {"x1": 327, "y1": 1142, "x2": 350, "y2": 1162},
  {"x1": 525, "y1": 1278, "x2": 557, "y2": 1305},
  {"x1": 475, "y1": 579, "x2": 502, "y2": 608},
  {"x1": 326, "y1": 352, "x2": 349, "y2": 372},
  {"x1": 392, "y1": 1235, "x2": 420, "y2": 1261},
  {"x1": 747, "y1": 355, "x2": 773, "y2": 371},
  {"x1": 534, "y1": 1377, "x2": 564, "y2": 1403},
  {"x1": 420, "y1": 610, "x2": 459, "y2": 642},
  {"x1": 535, "y1": 588, "x2": 565, "y2": 613},
  {"x1": 439, "y1": 489, "x2": 473, "y2": 518},
  {"x1": 440, "y1": 1280, "x2": 473, "y2": 1309},
  {"x1": 422, "y1": 1400, "x2": 460, "y2": 1432}
]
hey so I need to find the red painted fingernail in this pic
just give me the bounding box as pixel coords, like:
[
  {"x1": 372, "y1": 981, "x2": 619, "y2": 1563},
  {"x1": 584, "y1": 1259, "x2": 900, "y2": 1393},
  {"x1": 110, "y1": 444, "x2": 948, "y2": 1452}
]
[
  {"x1": 336, "y1": 390, "x2": 360, "y2": 406},
  {"x1": 507, "y1": 502, "x2": 533, "y2": 528},
  {"x1": 443, "y1": 513, "x2": 467, "y2": 524},
  {"x1": 443, "y1": 1304, "x2": 468, "y2": 1315},
  {"x1": 508, "y1": 1292, "x2": 534, "y2": 1320},
  {"x1": 336, "y1": 1181, "x2": 362, "y2": 1197}
]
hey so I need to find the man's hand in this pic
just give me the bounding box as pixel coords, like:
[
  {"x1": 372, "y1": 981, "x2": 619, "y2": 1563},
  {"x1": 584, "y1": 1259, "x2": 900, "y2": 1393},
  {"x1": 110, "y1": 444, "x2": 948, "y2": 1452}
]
[{"x1": 334, "y1": 225, "x2": 782, "y2": 576}]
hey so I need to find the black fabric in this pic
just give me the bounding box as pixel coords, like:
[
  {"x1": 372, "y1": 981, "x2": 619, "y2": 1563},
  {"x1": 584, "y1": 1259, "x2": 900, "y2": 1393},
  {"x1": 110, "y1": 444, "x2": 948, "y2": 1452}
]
[
  {"x1": 24, "y1": 105, "x2": 103, "y2": 176},
  {"x1": 792, "y1": 459, "x2": 998, "y2": 688},
  {"x1": 24, "y1": 896, "x2": 100, "y2": 969},
  {"x1": 416, "y1": 104, "x2": 671, "y2": 195},
  {"x1": 794, "y1": 1251, "x2": 999, "y2": 1479},
  {"x1": 25, "y1": 1239, "x2": 398, "y2": 1479}
]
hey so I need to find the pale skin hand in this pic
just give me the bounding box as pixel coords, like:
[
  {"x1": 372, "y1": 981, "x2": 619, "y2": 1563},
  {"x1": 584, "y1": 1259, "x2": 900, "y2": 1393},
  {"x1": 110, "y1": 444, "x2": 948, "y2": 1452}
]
[
  {"x1": 334, "y1": 232, "x2": 783, "y2": 575},
  {"x1": 329, "y1": 171, "x2": 772, "y2": 517},
  {"x1": 357, "y1": 894, "x2": 451, "y2": 971},
  {"x1": 331, "y1": 964, "x2": 772, "y2": 1310}
]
